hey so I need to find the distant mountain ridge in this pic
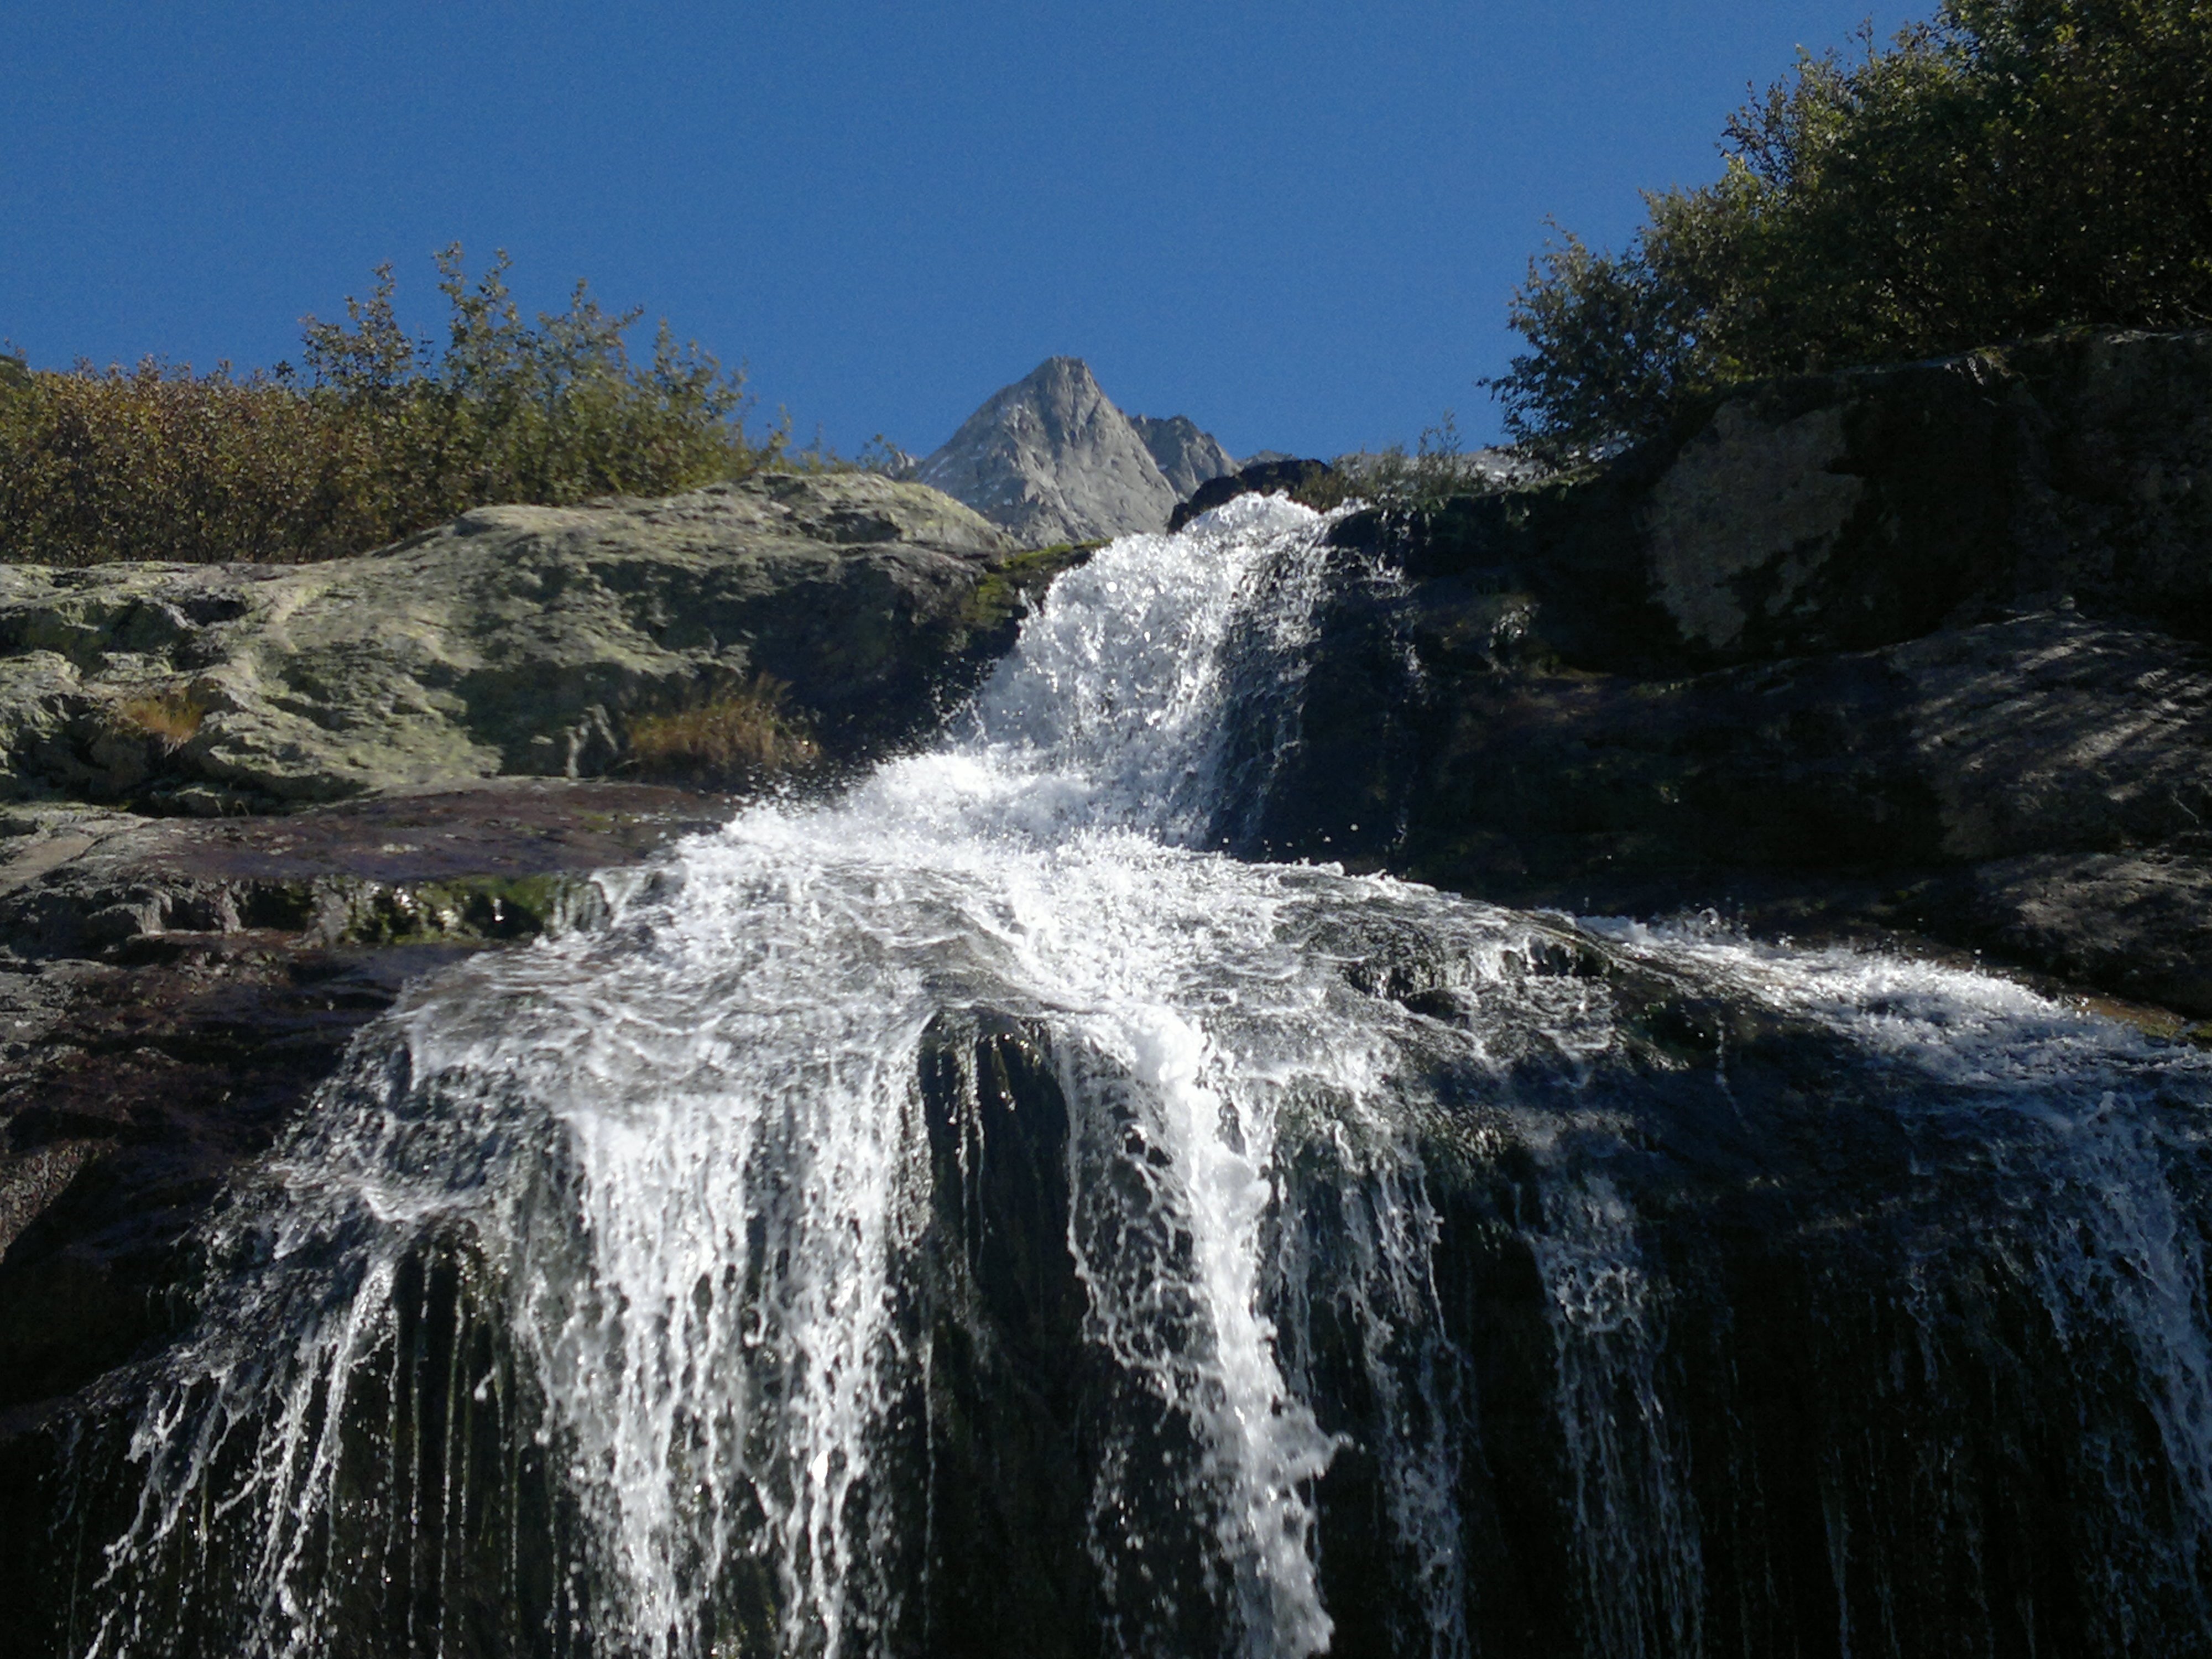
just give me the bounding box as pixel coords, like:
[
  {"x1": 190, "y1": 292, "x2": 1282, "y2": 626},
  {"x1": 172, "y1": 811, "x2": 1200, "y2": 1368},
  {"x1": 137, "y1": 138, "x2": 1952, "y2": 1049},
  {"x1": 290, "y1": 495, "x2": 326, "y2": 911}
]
[
  {"x1": 916, "y1": 358, "x2": 1236, "y2": 545},
  {"x1": 1128, "y1": 414, "x2": 1237, "y2": 500}
]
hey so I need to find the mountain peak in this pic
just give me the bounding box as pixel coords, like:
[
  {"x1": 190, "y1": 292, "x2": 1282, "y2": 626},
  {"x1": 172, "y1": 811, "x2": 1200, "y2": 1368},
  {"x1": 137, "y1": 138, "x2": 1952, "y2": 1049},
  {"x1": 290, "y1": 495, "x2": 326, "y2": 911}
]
[{"x1": 917, "y1": 359, "x2": 1235, "y2": 546}]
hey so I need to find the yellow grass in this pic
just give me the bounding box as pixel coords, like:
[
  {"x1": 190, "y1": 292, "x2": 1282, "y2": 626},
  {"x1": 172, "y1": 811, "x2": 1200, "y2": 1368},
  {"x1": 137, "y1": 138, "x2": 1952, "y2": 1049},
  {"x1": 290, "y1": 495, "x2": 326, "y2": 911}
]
[
  {"x1": 624, "y1": 677, "x2": 818, "y2": 789},
  {"x1": 111, "y1": 685, "x2": 207, "y2": 751}
]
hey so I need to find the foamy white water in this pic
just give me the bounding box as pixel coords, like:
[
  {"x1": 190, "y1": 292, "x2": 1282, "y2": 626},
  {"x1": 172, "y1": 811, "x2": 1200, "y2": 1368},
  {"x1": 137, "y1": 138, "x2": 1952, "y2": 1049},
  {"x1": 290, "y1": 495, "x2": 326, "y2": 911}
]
[{"x1": 75, "y1": 493, "x2": 2212, "y2": 1658}]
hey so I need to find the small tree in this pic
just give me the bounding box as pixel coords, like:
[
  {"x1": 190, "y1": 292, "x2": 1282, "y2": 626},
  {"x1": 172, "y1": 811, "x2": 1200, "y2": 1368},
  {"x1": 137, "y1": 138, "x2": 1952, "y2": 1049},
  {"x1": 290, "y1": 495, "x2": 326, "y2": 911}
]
[{"x1": 1491, "y1": 0, "x2": 2212, "y2": 456}]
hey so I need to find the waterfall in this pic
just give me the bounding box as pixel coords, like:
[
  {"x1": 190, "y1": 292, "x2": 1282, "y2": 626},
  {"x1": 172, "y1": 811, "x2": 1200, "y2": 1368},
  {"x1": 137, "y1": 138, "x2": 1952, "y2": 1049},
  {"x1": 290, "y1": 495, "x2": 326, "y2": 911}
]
[{"x1": 46, "y1": 495, "x2": 2212, "y2": 1658}]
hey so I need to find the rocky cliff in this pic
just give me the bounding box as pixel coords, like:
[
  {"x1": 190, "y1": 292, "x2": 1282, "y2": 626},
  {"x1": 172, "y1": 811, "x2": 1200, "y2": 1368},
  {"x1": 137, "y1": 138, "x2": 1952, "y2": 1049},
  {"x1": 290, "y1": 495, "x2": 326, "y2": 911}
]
[
  {"x1": 917, "y1": 357, "x2": 1234, "y2": 544},
  {"x1": 0, "y1": 468, "x2": 1097, "y2": 1436},
  {"x1": 1241, "y1": 327, "x2": 2212, "y2": 1018},
  {"x1": 6, "y1": 328, "x2": 2212, "y2": 1580}
]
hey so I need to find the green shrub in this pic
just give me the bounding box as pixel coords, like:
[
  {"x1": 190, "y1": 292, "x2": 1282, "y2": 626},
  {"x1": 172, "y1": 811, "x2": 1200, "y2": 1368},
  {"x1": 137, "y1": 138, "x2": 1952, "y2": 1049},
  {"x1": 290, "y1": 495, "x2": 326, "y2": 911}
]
[
  {"x1": 0, "y1": 247, "x2": 782, "y2": 566},
  {"x1": 1492, "y1": 0, "x2": 2212, "y2": 455},
  {"x1": 1290, "y1": 415, "x2": 1493, "y2": 514}
]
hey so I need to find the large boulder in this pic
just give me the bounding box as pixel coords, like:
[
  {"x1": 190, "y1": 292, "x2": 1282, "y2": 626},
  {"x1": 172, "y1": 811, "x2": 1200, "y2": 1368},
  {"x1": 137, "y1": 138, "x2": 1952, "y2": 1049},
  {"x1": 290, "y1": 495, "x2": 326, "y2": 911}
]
[
  {"x1": 1168, "y1": 456, "x2": 1332, "y2": 532},
  {"x1": 0, "y1": 472, "x2": 1039, "y2": 813},
  {"x1": 1360, "y1": 328, "x2": 2212, "y2": 674}
]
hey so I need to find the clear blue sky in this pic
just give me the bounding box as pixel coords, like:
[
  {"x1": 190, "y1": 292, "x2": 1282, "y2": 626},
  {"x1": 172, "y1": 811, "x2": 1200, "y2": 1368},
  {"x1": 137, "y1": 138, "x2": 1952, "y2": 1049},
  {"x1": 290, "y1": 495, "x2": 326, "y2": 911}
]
[{"x1": 2, "y1": 2, "x2": 1912, "y2": 460}]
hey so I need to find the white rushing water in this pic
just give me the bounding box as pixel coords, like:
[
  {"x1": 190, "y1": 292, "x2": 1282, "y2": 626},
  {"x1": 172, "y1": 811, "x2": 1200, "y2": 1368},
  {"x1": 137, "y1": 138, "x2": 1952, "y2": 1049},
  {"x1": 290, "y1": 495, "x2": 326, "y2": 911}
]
[{"x1": 79, "y1": 494, "x2": 2212, "y2": 1659}]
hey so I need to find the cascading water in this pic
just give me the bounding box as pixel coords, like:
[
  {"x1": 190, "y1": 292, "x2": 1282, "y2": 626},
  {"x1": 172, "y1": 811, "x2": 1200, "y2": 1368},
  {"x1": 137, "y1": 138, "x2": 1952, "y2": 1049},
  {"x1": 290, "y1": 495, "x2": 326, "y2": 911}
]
[{"x1": 34, "y1": 494, "x2": 2212, "y2": 1658}]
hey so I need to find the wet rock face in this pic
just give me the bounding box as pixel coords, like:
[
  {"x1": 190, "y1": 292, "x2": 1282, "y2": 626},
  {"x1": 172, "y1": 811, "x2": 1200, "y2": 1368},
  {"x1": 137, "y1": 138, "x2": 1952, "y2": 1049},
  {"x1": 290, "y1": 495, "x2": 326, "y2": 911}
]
[
  {"x1": 774, "y1": 966, "x2": 2212, "y2": 1656},
  {"x1": 0, "y1": 933, "x2": 478, "y2": 1412},
  {"x1": 0, "y1": 472, "x2": 1022, "y2": 812},
  {"x1": 11, "y1": 895, "x2": 2197, "y2": 1656},
  {"x1": 1950, "y1": 851, "x2": 2212, "y2": 1014},
  {"x1": 0, "y1": 781, "x2": 737, "y2": 1425},
  {"x1": 1379, "y1": 607, "x2": 2212, "y2": 878},
  {"x1": 924, "y1": 967, "x2": 2208, "y2": 1656},
  {"x1": 906, "y1": 1013, "x2": 1107, "y2": 1658},
  {"x1": 1255, "y1": 330, "x2": 2212, "y2": 1016}
]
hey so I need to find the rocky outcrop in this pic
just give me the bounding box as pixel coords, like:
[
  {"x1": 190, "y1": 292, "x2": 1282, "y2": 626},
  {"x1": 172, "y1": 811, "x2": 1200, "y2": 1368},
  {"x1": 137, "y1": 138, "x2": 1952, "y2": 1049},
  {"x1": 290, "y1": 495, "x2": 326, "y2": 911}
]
[
  {"x1": 0, "y1": 472, "x2": 1029, "y2": 812},
  {"x1": 917, "y1": 358, "x2": 1233, "y2": 544},
  {"x1": 0, "y1": 469, "x2": 1066, "y2": 1413},
  {"x1": 0, "y1": 468, "x2": 1091, "y2": 1450},
  {"x1": 4, "y1": 335, "x2": 2210, "y2": 1657},
  {"x1": 1245, "y1": 328, "x2": 2212, "y2": 1018},
  {"x1": 0, "y1": 462, "x2": 1094, "y2": 1447},
  {"x1": 1393, "y1": 328, "x2": 2212, "y2": 672}
]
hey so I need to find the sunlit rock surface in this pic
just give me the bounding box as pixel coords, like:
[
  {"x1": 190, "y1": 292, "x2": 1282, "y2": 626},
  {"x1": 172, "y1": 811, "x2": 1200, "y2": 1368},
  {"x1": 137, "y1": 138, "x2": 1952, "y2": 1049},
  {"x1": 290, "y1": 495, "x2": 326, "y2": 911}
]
[
  {"x1": 0, "y1": 473, "x2": 1021, "y2": 811},
  {"x1": 1130, "y1": 411, "x2": 1238, "y2": 499}
]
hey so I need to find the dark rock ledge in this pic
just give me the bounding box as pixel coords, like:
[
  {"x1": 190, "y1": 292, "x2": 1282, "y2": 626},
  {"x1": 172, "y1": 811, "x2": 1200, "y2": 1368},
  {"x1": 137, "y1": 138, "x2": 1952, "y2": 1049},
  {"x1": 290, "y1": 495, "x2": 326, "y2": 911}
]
[
  {"x1": 0, "y1": 780, "x2": 740, "y2": 1422},
  {"x1": 1251, "y1": 327, "x2": 2212, "y2": 1027}
]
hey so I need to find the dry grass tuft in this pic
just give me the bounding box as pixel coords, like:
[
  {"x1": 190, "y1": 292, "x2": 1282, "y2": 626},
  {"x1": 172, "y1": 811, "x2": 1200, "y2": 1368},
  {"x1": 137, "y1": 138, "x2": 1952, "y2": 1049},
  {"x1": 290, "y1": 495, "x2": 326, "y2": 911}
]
[
  {"x1": 111, "y1": 685, "x2": 208, "y2": 751},
  {"x1": 624, "y1": 676, "x2": 820, "y2": 790}
]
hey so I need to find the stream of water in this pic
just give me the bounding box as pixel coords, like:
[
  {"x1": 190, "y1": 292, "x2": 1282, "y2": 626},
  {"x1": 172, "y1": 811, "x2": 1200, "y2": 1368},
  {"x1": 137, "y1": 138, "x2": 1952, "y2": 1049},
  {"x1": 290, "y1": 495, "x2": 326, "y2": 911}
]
[{"x1": 51, "y1": 495, "x2": 2212, "y2": 1657}]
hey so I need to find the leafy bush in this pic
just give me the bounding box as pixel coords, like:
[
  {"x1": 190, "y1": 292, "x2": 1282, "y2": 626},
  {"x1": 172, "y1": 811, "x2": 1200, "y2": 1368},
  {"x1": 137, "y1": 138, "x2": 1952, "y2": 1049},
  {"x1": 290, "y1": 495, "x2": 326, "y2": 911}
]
[
  {"x1": 1493, "y1": 0, "x2": 2212, "y2": 454},
  {"x1": 0, "y1": 247, "x2": 780, "y2": 566}
]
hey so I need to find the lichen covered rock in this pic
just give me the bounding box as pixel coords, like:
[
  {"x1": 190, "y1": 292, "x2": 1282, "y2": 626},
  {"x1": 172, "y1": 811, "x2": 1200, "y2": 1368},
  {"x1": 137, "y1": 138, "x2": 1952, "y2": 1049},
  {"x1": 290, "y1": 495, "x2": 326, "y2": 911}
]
[{"x1": 0, "y1": 472, "x2": 1021, "y2": 812}]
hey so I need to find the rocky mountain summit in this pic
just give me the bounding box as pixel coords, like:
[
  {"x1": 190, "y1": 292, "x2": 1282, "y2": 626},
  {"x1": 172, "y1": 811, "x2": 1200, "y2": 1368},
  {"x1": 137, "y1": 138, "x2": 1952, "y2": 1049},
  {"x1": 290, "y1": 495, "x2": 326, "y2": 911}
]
[
  {"x1": 1129, "y1": 414, "x2": 1237, "y2": 499},
  {"x1": 916, "y1": 357, "x2": 1236, "y2": 545}
]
